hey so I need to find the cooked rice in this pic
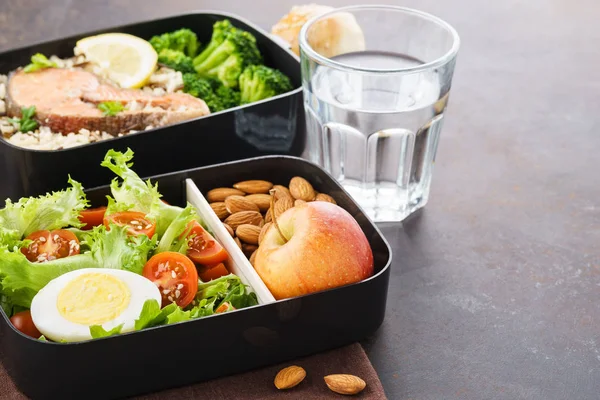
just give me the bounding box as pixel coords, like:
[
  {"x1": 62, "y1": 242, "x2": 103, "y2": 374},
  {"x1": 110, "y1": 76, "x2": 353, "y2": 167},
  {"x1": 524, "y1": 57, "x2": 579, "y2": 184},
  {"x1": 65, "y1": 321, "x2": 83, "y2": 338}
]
[{"x1": 0, "y1": 57, "x2": 187, "y2": 151}]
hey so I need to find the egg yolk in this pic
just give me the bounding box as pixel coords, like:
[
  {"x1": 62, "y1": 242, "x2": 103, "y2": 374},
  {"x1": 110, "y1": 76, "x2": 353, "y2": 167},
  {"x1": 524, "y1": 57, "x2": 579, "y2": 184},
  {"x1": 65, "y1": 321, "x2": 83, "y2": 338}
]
[{"x1": 56, "y1": 273, "x2": 131, "y2": 325}]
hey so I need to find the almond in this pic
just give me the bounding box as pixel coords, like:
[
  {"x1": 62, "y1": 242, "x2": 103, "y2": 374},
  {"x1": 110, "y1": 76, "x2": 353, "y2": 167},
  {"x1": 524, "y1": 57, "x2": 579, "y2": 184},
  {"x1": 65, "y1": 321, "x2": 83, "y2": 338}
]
[
  {"x1": 224, "y1": 211, "x2": 263, "y2": 231},
  {"x1": 234, "y1": 237, "x2": 242, "y2": 250},
  {"x1": 324, "y1": 374, "x2": 366, "y2": 395},
  {"x1": 274, "y1": 366, "x2": 306, "y2": 390},
  {"x1": 233, "y1": 180, "x2": 273, "y2": 194},
  {"x1": 207, "y1": 187, "x2": 245, "y2": 203},
  {"x1": 210, "y1": 202, "x2": 229, "y2": 220},
  {"x1": 259, "y1": 222, "x2": 272, "y2": 244},
  {"x1": 265, "y1": 208, "x2": 273, "y2": 223},
  {"x1": 314, "y1": 193, "x2": 336, "y2": 205},
  {"x1": 294, "y1": 199, "x2": 306, "y2": 207},
  {"x1": 289, "y1": 177, "x2": 315, "y2": 201},
  {"x1": 271, "y1": 185, "x2": 293, "y2": 202},
  {"x1": 249, "y1": 250, "x2": 257, "y2": 266},
  {"x1": 223, "y1": 223, "x2": 234, "y2": 237},
  {"x1": 245, "y1": 194, "x2": 271, "y2": 212},
  {"x1": 225, "y1": 195, "x2": 259, "y2": 214},
  {"x1": 274, "y1": 197, "x2": 293, "y2": 219},
  {"x1": 236, "y1": 224, "x2": 261, "y2": 245},
  {"x1": 242, "y1": 243, "x2": 258, "y2": 258}
]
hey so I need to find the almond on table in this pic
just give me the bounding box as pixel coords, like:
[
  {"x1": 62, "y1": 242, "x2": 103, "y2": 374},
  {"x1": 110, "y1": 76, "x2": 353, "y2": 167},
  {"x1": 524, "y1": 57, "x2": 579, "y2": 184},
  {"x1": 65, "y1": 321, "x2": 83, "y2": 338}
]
[
  {"x1": 274, "y1": 366, "x2": 306, "y2": 390},
  {"x1": 324, "y1": 374, "x2": 366, "y2": 395}
]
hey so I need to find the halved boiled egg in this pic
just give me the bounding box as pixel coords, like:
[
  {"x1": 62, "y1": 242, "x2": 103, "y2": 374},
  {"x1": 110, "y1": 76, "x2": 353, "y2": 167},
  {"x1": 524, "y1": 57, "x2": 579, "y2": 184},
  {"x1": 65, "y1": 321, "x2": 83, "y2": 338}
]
[{"x1": 31, "y1": 268, "x2": 161, "y2": 342}]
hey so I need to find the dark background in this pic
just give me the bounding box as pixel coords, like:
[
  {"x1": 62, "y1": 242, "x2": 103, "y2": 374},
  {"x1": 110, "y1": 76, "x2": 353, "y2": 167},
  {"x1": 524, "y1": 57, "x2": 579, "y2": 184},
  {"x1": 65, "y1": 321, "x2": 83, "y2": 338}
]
[{"x1": 2, "y1": 1, "x2": 599, "y2": 399}]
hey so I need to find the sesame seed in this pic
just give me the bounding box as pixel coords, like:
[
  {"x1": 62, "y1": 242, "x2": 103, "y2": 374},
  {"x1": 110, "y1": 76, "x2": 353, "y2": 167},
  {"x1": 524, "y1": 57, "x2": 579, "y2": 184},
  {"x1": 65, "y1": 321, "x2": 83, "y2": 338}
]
[
  {"x1": 130, "y1": 220, "x2": 140, "y2": 225},
  {"x1": 53, "y1": 235, "x2": 59, "y2": 241},
  {"x1": 175, "y1": 290, "x2": 181, "y2": 298},
  {"x1": 176, "y1": 283, "x2": 183, "y2": 290},
  {"x1": 171, "y1": 271, "x2": 176, "y2": 279},
  {"x1": 38, "y1": 236, "x2": 46, "y2": 242},
  {"x1": 145, "y1": 224, "x2": 152, "y2": 229},
  {"x1": 168, "y1": 296, "x2": 174, "y2": 302},
  {"x1": 163, "y1": 289, "x2": 171, "y2": 295}
]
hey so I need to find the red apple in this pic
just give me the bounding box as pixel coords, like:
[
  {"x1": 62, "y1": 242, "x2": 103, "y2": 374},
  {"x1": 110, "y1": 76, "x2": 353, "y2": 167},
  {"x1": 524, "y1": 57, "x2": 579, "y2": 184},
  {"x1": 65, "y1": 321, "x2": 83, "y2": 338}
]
[{"x1": 254, "y1": 201, "x2": 374, "y2": 300}]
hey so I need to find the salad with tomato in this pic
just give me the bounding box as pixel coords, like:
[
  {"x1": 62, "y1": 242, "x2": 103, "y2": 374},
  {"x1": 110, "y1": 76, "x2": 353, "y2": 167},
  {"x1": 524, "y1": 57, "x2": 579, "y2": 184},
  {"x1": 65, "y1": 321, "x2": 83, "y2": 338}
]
[{"x1": 0, "y1": 149, "x2": 257, "y2": 343}]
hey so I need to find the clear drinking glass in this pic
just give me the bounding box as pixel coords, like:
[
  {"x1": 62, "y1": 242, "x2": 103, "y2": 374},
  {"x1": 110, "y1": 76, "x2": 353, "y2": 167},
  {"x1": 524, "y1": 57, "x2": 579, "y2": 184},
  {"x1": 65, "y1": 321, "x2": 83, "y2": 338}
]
[{"x1": 299, "y1": 5, "x2": 460, "y2": 221}]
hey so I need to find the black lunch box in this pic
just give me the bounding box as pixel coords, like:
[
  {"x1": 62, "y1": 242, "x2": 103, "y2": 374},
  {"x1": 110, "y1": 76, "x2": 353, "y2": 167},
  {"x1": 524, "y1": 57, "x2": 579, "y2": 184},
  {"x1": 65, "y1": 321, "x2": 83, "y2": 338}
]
[
  {"x1": 0, "y1": 155, "x2": 392, "y2": 400},
  {"x1": 0, "y1": 11, "x2": 305, "y2": 201}
]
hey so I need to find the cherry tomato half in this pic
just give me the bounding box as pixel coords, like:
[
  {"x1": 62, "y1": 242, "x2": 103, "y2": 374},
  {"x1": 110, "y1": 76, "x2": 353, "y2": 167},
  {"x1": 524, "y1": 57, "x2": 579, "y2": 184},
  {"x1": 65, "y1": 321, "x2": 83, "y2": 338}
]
[
  {"x1": 198, "y1": 263, "x2": 230, "y2": 282},
  {"x1": 10, "y1": 310, "x2": 41, "y2": 338},
  {"x1": 21, "y1": 229, "x2": 80, "y2": 263},
  {"x1": 183, "y1": 221, "x2": 229, "y2": 266},
  {"x1": 142, "y1": 252, "x2": 198, "y2": 308},
  {"x1": 104, "y1": 211, "x2": 156, "y2": 238},
  {"x1": 79, "y1": 206, "x2": 107, "y2": 230}
]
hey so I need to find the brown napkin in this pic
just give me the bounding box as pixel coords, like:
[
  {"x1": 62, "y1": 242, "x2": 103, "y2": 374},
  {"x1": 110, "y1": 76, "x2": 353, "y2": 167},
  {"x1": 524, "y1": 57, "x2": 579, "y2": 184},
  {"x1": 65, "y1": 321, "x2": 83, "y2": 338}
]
[{"x1": 0, "y1": 343, "x2": 387, "y2": 399}]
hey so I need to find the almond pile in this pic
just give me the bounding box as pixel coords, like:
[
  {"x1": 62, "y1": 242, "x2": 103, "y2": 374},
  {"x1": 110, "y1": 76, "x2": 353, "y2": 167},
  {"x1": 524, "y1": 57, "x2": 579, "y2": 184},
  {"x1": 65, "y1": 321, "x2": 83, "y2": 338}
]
[{"x1": 206, "y1": 177, "x2": 337, "y2": 264}]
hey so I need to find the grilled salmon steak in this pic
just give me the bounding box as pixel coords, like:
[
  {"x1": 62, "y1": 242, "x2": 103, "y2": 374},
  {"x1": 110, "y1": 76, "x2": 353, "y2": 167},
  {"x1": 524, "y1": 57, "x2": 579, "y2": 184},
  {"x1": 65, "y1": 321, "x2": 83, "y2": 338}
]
[{"x1": 6, "y1": 68, "x2": 209, "y2": 134}]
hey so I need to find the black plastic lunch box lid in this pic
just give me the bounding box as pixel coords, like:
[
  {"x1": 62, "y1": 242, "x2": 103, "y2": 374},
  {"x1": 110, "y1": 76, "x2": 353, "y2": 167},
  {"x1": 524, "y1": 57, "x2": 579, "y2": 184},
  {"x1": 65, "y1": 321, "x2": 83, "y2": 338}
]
[
  {"x1": 0, "y1": 155, "x2": 394, "y2": 400},
  {"x1": 0, "y1": 11, "x2": 305, "y2": 201}
]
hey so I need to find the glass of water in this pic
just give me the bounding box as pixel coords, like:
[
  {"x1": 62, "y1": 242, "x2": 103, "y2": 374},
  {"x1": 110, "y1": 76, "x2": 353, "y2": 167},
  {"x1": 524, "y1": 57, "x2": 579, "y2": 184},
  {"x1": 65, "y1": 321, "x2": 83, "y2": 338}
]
[{"x1": 299, "y1": 5, "x2": 460, "y2": 221}]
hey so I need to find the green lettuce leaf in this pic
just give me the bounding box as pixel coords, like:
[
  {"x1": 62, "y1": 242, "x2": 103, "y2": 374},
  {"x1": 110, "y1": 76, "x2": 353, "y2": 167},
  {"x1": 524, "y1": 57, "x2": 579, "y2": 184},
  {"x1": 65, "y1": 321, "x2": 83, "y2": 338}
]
[
  {"x1": 156, "y1": 203, "x2": 196, "y2": 254},
  {"x1": 89, "y1": 324, "x2": 124, "y2": 339},
  {"x1": 134, "y1": 299, "x2": 178, "y2": 330},
  {"x1": 0, "y1": 223, "x2": 156, "y2": 308},
  {"x1": 101, "y1": 149, "x2": 182, "y2": 237},
  {"x1": 0, "y1": 177, "x2": 88, "y2": 240},
  {"x1": 0, "y1": 250, "x2": 96, "y2": 308},
  {"x1": 104, "y1": 195, "x2": 134, "y2": 217},
  {"x1": 166, "y1": 307, "x2": 192, "y2": 324},
  {"x1": 191, "y1": 274, "x2": 258, "y2": 315},
  {"x1": 85, "y1": 224, "x2": 156, "y2": 275},
  {"x1": 38, "y1": 335, "x2": 48, "y2": 342}
]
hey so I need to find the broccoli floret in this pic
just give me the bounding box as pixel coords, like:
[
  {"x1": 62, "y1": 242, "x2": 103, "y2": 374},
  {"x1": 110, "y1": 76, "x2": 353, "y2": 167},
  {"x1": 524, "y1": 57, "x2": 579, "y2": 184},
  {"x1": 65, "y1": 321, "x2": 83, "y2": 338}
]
[
  {"x1": 157, "y1": 49, "x2": 195, "y2": 73},
  {"x1": 215, "y1": 85, "x2": 241, "y2": 110},
  {"x1": 182, "y1": 73, "x2": 240, "y2": 112},
  {"x1": 192, "y1": 20, "x2": 262, "y2": 88},
  {"x1": 149, "y1": 28, "x2": 200, "y2": 57},
  {"x1": 238, "y1": 65, "x2": 293, "y2": 104}
]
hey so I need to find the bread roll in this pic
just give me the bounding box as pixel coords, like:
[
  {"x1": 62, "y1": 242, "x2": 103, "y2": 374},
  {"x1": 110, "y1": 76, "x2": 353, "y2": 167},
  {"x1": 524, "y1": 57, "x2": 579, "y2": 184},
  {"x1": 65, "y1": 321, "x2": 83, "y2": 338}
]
[{"x1": 271, "y1": 4, "x2": 366, "y2": 58}]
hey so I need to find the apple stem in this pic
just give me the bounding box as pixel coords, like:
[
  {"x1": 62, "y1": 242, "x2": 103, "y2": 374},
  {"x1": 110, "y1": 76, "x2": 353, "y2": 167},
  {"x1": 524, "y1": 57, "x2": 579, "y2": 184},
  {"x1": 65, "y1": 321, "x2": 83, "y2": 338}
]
[{"x1": 269, "y1": 190, "x2": 289, "y2": 244}]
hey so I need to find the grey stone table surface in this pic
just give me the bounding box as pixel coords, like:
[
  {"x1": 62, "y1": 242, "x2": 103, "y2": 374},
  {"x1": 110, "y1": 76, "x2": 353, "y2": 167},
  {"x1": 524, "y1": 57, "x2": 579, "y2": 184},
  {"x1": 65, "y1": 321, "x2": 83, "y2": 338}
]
[{"x1": 1, "y1": 0, "x2": 598, "y2": 399}]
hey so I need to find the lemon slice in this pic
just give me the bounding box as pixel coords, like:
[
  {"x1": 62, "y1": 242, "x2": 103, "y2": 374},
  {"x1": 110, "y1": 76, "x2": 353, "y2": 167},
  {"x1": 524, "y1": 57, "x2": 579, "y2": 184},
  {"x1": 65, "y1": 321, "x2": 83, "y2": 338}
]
[{"x1": 76, "y1": 33, "x2": 157, "y2": 88}]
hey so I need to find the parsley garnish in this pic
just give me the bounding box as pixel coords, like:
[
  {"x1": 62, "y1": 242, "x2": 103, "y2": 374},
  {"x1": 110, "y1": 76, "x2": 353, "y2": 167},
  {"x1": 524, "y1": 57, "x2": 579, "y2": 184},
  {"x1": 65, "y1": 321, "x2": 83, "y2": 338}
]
[
  {"x1": 8, "y1": 106, "x2": 39, "y2": 132},
  {"x1": 98, "y1": 101, "x2": 125, "y2": 116},
  {"x1": 23, "y1": 53, "x2": 57, "y2": 73}
]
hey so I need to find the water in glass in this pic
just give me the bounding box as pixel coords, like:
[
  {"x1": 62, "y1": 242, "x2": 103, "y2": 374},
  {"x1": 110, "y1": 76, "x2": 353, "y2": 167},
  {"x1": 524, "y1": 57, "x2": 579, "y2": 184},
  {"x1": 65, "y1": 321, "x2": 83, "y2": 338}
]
[{"x1": 304, "y1": 50, "x2": 448, "y2": 221}]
